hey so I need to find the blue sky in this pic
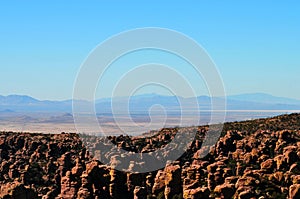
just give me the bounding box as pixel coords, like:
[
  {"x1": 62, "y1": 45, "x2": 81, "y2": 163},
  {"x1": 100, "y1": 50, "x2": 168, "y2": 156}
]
[{"x1": 1, "y1": 1, "x2": 300, "y2": 100}]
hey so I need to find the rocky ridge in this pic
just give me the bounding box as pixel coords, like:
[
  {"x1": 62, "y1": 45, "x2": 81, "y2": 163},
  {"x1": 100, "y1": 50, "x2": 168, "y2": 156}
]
[{"x1": 0, "y1": 113, "x2": 300, "y2": 198}]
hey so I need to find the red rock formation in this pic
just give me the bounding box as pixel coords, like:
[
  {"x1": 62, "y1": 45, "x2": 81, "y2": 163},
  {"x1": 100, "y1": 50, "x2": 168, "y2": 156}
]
[{"x1": 0, "y1": 113, "x2": 300, "y2": 198}]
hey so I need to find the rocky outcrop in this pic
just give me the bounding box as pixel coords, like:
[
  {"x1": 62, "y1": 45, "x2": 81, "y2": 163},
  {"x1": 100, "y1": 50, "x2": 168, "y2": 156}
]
[
  {"x1": 0, "y1": 181, "x2": 38, "y2": 199},
  {"x1": 164, "y1": 163, "x2": 182, "y2": 199},
  {"x1": 289, "y1": 184, "x2": 300, "y2": 199},
  {"x1": 0, "y1": 113, "x2": 300, "y2": 198}
]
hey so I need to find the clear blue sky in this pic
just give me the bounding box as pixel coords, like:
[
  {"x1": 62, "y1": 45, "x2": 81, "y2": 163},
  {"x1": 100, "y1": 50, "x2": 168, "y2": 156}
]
[{"x1": 1, "y1": 1, "x2": 300, "y2": 100}]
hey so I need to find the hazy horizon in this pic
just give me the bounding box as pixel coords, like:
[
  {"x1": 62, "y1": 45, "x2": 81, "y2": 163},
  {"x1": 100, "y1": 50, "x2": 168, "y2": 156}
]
[
  {"x1": 1, "y1": 1, "x2": 300, "y2": 101},
  {"x1": 2, "y1": 92, "x2": 300, "y2": 102}
]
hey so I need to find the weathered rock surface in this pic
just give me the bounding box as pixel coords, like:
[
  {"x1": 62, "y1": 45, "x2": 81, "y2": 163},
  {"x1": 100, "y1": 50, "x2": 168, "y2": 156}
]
[{"x1": 0, "y1": 113, "x2": 300, "y2": 198}]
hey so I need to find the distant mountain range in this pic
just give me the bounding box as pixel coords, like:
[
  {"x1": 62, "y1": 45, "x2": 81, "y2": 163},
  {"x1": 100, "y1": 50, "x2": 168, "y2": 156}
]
[
  {"x1": 1, "y1": 93, "x2": 300, "y2": 114},
  {"x1": 1, "y1": 93, "x2": 300, "y2": 134},
  {"x1": 227, "y1": 93, "x2": 300, "y2": 105}
]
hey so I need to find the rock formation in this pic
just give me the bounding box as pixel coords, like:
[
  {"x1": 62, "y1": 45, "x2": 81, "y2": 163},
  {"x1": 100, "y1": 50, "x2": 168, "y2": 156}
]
[{"x1": 0, "y1": 113, "x2": 300, "y2": 198}]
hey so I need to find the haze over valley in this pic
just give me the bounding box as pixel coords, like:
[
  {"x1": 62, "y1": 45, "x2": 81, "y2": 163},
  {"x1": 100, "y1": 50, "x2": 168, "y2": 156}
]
[{"x1": 1, "y1": 93, "x2": 299, "y2": 135}]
